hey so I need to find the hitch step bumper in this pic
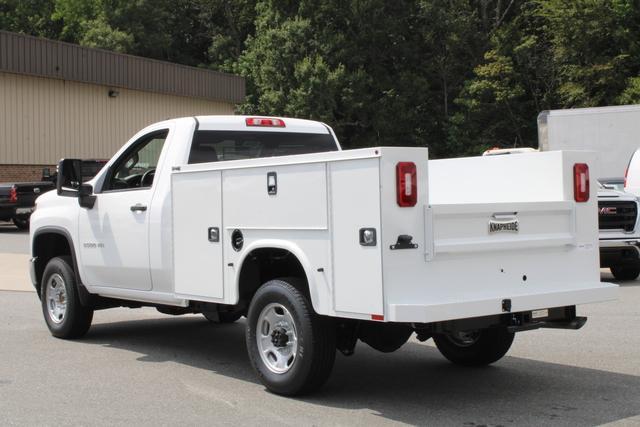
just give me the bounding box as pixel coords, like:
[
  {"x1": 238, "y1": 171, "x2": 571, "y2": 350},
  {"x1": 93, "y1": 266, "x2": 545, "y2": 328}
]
[{"x1": 507, "y1": 316, "x2": 587, "y2": 333}]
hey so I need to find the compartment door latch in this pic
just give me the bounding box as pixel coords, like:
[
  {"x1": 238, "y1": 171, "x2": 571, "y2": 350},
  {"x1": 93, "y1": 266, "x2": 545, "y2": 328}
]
[
  {"x1": 267, "y1": 172, "x2": 277, "y2": 195},
  {"x1": 390, "y1": 234, "x2": 418, "y2": 250}
]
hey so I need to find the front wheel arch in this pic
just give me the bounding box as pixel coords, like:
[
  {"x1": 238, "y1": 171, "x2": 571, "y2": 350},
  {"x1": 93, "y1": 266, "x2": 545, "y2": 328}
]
[{"x1": 32, "y1": 228, "x2": 84, "y2": 300}]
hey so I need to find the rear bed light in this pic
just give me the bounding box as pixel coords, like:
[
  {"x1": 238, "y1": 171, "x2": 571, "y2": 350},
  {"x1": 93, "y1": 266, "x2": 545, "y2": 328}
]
[
  {"x1": 573, "y1": 163, "x2": 590, "y2": 202},
  {"x1": 396, "y1": 162, "x2": 417, "y2": 207},
  {"x1": 245, "y1": 117, "x2": 286, "y2": 127},
  {"x1": 8, "y1": 186, "x2": 17, "y2": 203}
]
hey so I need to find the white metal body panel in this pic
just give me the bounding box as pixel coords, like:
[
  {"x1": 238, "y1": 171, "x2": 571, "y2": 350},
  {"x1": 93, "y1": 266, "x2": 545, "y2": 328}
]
[
  {"x1": 147, "y1": 119, "x2": 195, "y2": 294},
  {"x1": 172, "y1": 170, "x2": 224, "y2": 299},
  {"x1": 429, "y1": 151, "x2": 565, "y2": 204},
  {"x1": 77, "y1": 188, "x2": 153, "y2": 290},
  {"x1": 538, "y1": 104, "x2": 640, "y2": 180},
  {"x1": 223, "y1": 163, "x2": 327, "y2": 229},
  {"x1": 330, "y1": 158, "x2": 383, "y2": 315},
  {"x1": 227, "y1": 230, "x2": 333, "y2": 313},
  {"x1": 380, "y1": 150, "x2": 613, "y2": 322}
]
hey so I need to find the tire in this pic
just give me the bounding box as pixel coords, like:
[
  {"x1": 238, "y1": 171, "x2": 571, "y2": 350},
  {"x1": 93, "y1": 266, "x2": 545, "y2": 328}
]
[
  {"x1": 433, "y1": 327, "x2": 514, "y2": 366},
  {"x1": 41, "y1": 256, "x2": 93, "y2": 339},
  {"x1": 203, "y1": 310, "x2": 242, "y2": 324},
  {"x1": 12, "y1": 217, "x2": 29, "y2": 230},
  {"x1": 246, "y1": 278, "x2": 336, "y2": 396},
  {"x1": 610, "y1": 264, "x2": 640, "y2": 281}
]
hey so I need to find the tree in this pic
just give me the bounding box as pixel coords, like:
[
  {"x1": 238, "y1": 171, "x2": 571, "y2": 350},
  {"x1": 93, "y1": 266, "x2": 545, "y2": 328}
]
[
  {"x1": 0, "y1": 0, "x2": 61, "y2": 38},
  {"x1": 237, "y1": 0, "x2": 483, "y2": 154}
]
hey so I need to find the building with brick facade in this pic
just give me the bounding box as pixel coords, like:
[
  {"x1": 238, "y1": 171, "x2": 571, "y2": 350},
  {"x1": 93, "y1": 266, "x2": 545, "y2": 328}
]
[{"x1": 0, "y1": 31, "x2": 245, "y2": 182}]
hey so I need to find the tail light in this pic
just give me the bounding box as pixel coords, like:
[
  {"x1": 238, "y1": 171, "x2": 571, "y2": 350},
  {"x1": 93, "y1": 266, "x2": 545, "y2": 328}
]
[
  {"x1": 573, "y1": 163, "x2": 589, "y2": 203},
  {"x1": 245, "y1": 117, "x2": 286, "y2": 127},
  {"x1": 8, "y1": 186, "x2": 17, "y2": 203},
  {"x1": 396, "y1": 162, "x2": 417, "y2": 207}
]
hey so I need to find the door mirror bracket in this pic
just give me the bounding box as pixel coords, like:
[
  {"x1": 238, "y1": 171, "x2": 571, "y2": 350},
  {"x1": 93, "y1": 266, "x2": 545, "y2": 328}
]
[{"x1": 78, "y1": 184, "x2": 96, "y2": 209}]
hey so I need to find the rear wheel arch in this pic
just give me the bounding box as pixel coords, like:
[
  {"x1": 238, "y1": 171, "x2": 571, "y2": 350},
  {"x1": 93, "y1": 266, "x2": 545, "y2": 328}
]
[{"x1": 236, "y1": 243, "x2": 322, "y2": 313}]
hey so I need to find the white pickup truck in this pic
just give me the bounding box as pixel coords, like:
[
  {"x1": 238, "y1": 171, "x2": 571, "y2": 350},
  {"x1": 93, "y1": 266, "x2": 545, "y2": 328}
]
[{"x1": 30, "y1": 116, "x2": 617, "y2": 395}]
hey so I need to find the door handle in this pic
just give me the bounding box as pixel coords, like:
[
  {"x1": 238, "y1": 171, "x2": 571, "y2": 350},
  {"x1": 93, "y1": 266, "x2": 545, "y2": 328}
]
[{"x1": 130, "y1": 204, "x2": 147, "y2": 212}]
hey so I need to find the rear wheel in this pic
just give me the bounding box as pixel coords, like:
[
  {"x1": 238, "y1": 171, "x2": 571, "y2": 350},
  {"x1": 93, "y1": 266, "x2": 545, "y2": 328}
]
[
  {"x1": 12, "y1": 217, "x2": 29, "y2": 230},
  {"x1": 610, "y1": 264, "x2": 640, "y2": 281},
  {"x1": 41, "y1": 256, "x2": 93, "y2": 339},
  {"x1": 433, "y1": 327, "x2": 514, "y2": 366},
  {"x1": 246, "y1": 278, "x2": 336, "y2": 396}
]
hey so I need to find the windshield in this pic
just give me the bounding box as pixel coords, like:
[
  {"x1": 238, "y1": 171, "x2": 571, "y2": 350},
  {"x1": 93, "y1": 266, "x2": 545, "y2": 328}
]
[{"x1": 188, "y1": 131, "x2": 338, "y2": 164}]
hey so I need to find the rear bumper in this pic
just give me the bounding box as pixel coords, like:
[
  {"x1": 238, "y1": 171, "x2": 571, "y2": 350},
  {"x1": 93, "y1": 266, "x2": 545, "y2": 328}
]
[
  {"x1": 387, "y1": 281, "x2": 618, "y2": 323},
  {"x1": 0, "y1": 205, "x2": 33, "y2": 220}
]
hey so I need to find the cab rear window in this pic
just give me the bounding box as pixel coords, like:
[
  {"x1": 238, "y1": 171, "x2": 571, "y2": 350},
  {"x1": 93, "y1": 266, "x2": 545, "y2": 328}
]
[{"x1": 188, "y1": 131, "x2": 338, "y2": 164}]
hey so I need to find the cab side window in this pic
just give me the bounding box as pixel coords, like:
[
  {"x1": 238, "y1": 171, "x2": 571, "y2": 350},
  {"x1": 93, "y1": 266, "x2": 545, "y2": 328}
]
[{"x1": 104, "y1": 130, "x2": 168, "y2": 191}]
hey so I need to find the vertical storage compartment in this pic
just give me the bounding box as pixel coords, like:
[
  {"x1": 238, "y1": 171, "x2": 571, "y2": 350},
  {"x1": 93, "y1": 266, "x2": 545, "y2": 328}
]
[
  {"x1": 172, "y1": 170, "x2": 225, "y2": 300},
  {"x1": 329, "y1": 158, "x2": 384, "y2": 316}
]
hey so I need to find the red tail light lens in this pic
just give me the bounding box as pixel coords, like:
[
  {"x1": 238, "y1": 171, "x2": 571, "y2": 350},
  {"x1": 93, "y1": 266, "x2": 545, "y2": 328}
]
[
  {"x1": 573, "y1": 163, "x2": 589, "y2": 203},
  {"x1": 8, "y1": 186, "x2": 17, "y2": 203},
  {"x1": 396, "y1": 162, "x2": 417, "y2": 207},
  {"x1": 245, "y1": 117, "x2": 286, "y2": 127}
]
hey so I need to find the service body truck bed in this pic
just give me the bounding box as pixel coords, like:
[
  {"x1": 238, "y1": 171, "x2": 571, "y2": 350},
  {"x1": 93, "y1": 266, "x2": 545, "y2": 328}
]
[{"x1": 30, "y1": 116, "x2": 616, "y2": 395}]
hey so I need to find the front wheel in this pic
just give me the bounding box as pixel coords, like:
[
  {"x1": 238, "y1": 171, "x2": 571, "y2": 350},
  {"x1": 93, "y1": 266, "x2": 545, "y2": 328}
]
[
  {"x1": 433, "y1": 327, "x2": 514, "y2": 366},
  {"x1": 610, "y1": 264, "x2": 640, "y2": 281},
  {"x1": 41, "y1": 256, "x2": 93, "y2": 339},
  {"x1": 246, "y1": 278, "x2": 336, "y2": 396}
]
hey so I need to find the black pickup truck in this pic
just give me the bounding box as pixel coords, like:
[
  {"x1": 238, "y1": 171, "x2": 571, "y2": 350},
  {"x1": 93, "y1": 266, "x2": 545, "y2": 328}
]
[
  {"x1": 0, "y1": 160, "x2": 106, "y2": 230},
  {"x1": 0, "y1": 181, "x2": 54, "y2": 229}
]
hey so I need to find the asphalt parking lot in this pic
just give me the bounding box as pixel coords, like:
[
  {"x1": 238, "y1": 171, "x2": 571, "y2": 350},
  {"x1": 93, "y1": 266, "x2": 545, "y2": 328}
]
[{"x1": 0, "y1": 222, "x2": 639, "y2": 426}]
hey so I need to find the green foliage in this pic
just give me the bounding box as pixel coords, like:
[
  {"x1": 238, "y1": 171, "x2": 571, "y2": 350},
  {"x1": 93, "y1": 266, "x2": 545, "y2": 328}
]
[
  {"x1": 2, "y1": 0, "x2": 640, "y2": 156},
  {"x1": 237, "y1": 0, "x2": 483, "y2": 153},
  {"x1": 450, "y1": 0, "x2": 640, "y2": 154},
  {"x1": 0, "y1": 0, "x2": 61, "y2": 38}
]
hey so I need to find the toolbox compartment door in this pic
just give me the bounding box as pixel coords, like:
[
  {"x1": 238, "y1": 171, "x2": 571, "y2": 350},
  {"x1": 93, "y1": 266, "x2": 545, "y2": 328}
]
[{"x1": 172, "y1": 170, "x2": 224, "y2": 300}]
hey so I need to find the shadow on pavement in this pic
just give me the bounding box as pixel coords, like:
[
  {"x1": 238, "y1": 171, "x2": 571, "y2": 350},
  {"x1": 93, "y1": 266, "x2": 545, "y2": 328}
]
[
  {"x1": 84, "y1": 315, "x2": 640, "y2": 426},
  {"x1": 600, "y1": 271, "x2": 640, "y2": 287}
]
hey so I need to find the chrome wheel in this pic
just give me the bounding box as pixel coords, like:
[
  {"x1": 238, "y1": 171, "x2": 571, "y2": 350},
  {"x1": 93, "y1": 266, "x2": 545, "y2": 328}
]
[
  {"x1": 45, "y1": 273, "x2": 67, "y2": 324},
  {"x1": 257, "y1": 303, "x2": 298, "y2": 374},
  {"x1": 446, "y1": 330, "x2": 481, "y2": 347}
]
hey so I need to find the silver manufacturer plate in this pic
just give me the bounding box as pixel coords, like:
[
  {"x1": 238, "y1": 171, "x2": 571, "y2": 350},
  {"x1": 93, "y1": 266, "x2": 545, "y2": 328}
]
[{"x1": 488, "y1": 219, "x2": 519, "y2": 233}]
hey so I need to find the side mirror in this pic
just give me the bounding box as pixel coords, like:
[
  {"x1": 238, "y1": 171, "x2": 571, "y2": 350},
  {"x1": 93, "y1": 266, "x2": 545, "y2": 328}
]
[
  {"x1": 56, "y1": 159, "x2": 82, "y2": 196},
  {"x1": 56, "y1": 159, "x2": 96, "y2": 209}
]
